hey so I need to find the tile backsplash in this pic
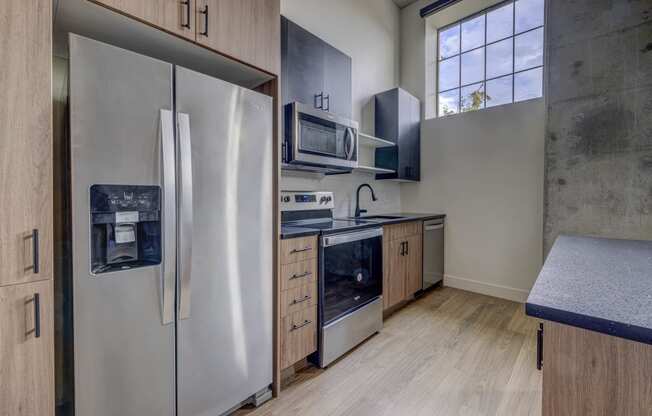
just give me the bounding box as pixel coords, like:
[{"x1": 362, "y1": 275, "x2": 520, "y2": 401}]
[{"x1": 281, "y1": 170, "x2": 401, "y2": 218}]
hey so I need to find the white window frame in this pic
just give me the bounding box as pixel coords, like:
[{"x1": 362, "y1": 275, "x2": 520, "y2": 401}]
[{"x1": 425, "y1": 0, "x2": 545, "y2": 119}]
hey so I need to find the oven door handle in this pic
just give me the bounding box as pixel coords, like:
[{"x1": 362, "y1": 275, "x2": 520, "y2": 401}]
[{"x1": 322, "y1": 228, "x2": 383, "y2": 247}]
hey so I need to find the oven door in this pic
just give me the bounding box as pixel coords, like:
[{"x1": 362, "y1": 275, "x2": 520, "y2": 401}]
[
  {"x1": 286, "y1": 102, "x2": 358, "y2": 169},
  {"x1": 320, "y1": 228, "x2": 383, "y2": 325}
]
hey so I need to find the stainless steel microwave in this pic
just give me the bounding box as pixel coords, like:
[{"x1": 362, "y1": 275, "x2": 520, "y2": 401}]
[{"x1": 283, "y1": 102, "x2": 358, "y2": 171}]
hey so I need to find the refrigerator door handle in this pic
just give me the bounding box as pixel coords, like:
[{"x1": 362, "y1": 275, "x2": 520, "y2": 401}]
[
  {"x1": 177, "y1": 112, "x2": 194, "y2": 320},
  {"x1": 160, "y1": 110, "x2": 177, "y2": 325}
]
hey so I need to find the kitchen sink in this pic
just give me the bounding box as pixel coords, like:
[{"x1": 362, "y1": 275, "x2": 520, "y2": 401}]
[{"x1": 353, "y1": 215, "x2": 405, "y2": 221}]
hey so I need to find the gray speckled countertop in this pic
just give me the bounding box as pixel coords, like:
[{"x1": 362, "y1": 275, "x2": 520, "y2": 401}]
[{"x1": 526, "y1": 235, "x2": 652, "y2": 345}]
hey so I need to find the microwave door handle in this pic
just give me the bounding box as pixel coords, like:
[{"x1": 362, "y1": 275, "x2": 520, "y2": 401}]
[
  {"x1": 345, "y1": 128, "x2": 355, "y2": 160},
  {"x1": 160, "y1": 110, "x2": 176, "y2": 325},
  {"x1": 177, "y1": 112, "x2": 194, "y2": 321}
]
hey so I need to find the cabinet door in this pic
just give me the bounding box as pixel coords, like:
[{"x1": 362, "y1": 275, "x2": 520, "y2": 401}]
[
  {"x1": 282, "y1": 16, "x2": 325, "y2": 108},
  {"x1": 383, "y1": 239, "x2": 407, "y2": 310},
  {"x1": 405, "y1": 234, "x2": 423, "y2": 297},
  {"x1": 91, "y1": 0, "x2": 196, "y2": 40},
  {"x1": 0, "y1": 0, "x2": 52, "y2": 287},
  {"x1": 323, "y1": 44, "x2": 352, "y2": 118},
  {"x1": 0, "y1": 280, "x2": 54, "y2": 416},
  {"x1": 196, "y1": 0, "x2": 280, "y2": 74}
]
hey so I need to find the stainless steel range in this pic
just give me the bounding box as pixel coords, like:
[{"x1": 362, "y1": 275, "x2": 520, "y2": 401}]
[{"x1": 281, "y1": 191, "x2": 383, "y2": 368}]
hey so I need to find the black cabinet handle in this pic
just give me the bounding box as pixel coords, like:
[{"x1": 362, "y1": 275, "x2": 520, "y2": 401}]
[
  {"x1": 181, "y1": 0, "x2": 191, "y2": 29},
  {"x1": 199, "y1": 5, "x2": 209, "y2": 36},
  {"x1": 536, "y1": 323, "x2": 543, "y2": 370},
  {"x1": 291, "y1": 319, "x2": 312, "y2": 331},
  {"x1": 291, "y1": 246, "x2": 312, "y2": 254},
  {"x1": 290, "y1": 271, "x2": 311, "y2": 280},
  {"x1": 314, "y1": 92, "x2": 323, "y2": 109},
  {"x1": 400, "y1": 241, "x2": 405, "y2": 256},
  {"x1": 291, "y1": 295, "x2": 311, "y2": 305},
  {"x1": 405, "y1": 241, "x2": 409, "y2": 255},
  {"x1": 34, "y1": 293, "x2": 41, "y2": 338},
  {"x1": 31, "y1": 229, "x2": 39, "y2": 274},
  {"x1": 324, "y1": 94, "x2": 330, "y2": 111}
]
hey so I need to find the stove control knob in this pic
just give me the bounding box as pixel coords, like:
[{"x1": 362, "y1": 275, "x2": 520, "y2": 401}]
[{"x1": 282, "y1": 196, "x2": 291, "y2": 203}]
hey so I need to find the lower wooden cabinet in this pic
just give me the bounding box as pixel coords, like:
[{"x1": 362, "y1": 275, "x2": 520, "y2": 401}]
[
  {"x1": 0, "y1": 280, "x2": 54, "y2": 416},
  {"x1": 279, "y1": 236, "x2": 318, "y2": 370},
  {"x1": 280, "y1": 306, "x2": 317, "y2": 370},
  {"x1": 383, "y1": 221, "x2": 423, "y2": 310},
  {"x1": 541, "y1": 321, "x2": 652, "y2": 416}
]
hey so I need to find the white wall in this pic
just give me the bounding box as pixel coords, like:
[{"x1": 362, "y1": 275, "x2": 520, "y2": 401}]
[
  {"x1": 399, "y1": 0, "x2": 546, "y2": 301},
  {"x1": 280, "y1": 0, "x2": 403, "y2": 217}
]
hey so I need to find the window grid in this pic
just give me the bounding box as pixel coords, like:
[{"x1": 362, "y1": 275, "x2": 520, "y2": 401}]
[{"x1": 436, "y1": 0, "x2": 545, "y2": 117}]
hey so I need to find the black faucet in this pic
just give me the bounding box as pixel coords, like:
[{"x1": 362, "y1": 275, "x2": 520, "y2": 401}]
[{"x1": 354, "y1": 183, "x2": 377, "y2": 217}]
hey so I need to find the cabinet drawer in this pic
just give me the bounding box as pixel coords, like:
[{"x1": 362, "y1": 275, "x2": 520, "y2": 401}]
[
  {"x1": 280, "y1": 283, "x2": 317, "y2": 318},
  {"x1": 280, "y1": 306, "x2": 317, "y2": 369},
  {"x1": 384, "y1": 221, "x2": 422, "y2": 242},
  {"x1": 280, "y1": 236, "x2": 317, "y2": 264},
  {"x1": 280, "y1": 259, "x2": 317, "y2": 291}
]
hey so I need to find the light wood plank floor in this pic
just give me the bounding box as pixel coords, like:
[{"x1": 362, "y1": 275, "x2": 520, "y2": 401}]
[{"x1": 239, "y1": 287, "x2": 542, "y2": 416}]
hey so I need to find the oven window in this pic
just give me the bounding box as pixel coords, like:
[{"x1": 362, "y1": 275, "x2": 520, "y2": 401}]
[{"x1": 322, "y1": 235, "x2": 382, "y2": 324}]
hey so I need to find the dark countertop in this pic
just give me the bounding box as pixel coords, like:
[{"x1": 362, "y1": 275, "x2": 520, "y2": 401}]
[
  {"x1": 526, "y1": 235, "x2": 652, "y2": 345},
  {"x1": 364, "y1": 213, "x2": 446, "y2": 226},
  {"x1": 280, "y1": 225, "x2": 321, "y2": 240},
  {"x1": 280, "y1": 212, "x2": 446, "y2": 239}
]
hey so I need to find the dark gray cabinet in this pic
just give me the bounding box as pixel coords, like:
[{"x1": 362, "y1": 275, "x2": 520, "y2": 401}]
[
  {"x1": 281, "y1": 16, "x2": 352, "y2": 119},
  {"x1": 374, "y1": 88, "x2": 421, "y2": 182}
]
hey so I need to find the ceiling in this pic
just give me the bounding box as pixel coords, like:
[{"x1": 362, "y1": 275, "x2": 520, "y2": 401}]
[{"x1": 392, "y1": 0, "x2": 420, "y2": 8}]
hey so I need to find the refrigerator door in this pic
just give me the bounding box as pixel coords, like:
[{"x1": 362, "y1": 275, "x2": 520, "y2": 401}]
[
  {"x1": 69, "y1": 35, "x2": 176, "y2": 416},
  {"x1": 175, "y1": 66, "x2": 273, "y2": 416}
]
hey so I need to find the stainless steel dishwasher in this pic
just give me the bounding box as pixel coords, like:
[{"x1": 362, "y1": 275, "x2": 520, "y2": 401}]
[{"x1": 423, "y1": 219, "x2": 444, "y2": 290}]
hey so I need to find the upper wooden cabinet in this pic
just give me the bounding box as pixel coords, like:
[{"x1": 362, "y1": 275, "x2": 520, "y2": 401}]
[
  {"x1": 195, "y1": 0, "x2": 280, "y2": 74},
  {"x1": 90, "y1": 0, "x2": 280, "y2": 74},
  {"x1": 0, "y1": 280, "x2": 54, "y2": 416},
  {"x1": 0, "y1": 0, "x2": 53, "y2": 287},
  {"x1": 91, "y1": 0, "x2": 196, "y2": 40}
]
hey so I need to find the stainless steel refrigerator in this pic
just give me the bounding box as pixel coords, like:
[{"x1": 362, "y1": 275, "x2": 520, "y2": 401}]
[{"x1": 69, "y1": 34, "x2": 273, "y2": 416}]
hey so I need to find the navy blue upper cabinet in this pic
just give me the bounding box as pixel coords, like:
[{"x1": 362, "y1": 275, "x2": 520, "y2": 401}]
[
  {"x1": 374, "y1": 88, "x2": 421, "y2": 182},
  {"x1": 281, "y1": 16, "x2": 352, "y2": 119}
]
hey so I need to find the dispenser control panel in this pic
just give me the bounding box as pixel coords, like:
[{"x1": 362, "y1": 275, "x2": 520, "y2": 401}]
[{"x1": 90, "y1": 185, "x2": 162, "y2": 275}]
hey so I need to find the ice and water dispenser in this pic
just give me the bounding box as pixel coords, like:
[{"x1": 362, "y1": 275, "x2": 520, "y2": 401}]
[{"x1": 90, "y1": 185, "x2": 162, "y2": 274}]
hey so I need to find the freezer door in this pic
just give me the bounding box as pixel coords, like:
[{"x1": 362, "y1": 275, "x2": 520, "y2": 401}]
[
  {"x1": 175, "y1": 66, "x2": 273, "y2": 416},
  {"x1": 69, "y1": 34, "x2": 176, "y2": 416}
]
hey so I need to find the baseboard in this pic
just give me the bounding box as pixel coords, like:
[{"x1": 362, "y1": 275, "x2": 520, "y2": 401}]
[{"x1": 443, "y1": 274, "x2": 530, "y2": 303}]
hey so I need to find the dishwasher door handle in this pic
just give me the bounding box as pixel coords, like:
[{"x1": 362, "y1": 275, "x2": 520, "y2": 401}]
[{"x1": 425, "y1": 224, "x2": 444, "y2": 231}]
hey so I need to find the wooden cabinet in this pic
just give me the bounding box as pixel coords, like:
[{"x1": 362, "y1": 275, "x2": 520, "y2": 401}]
[
  {"x1": 375, "y1": 88, "x2": 421, "y2": 182},
  {"x1": 382, "y1": 221, "x2": 423, "y2": 310},
  {"x1": 91, "y1": 0, "x2": 280, "y2": 74},
  {"x1": 383, "y1": 239, "x2": 407, "y2": 309},
  {"x1": 405, "y1": 234, "x2": 423, "y2": 296},
  {"x1": 0, "y1": 280, "x2": 54, "y2": 416},
  {"x1": 279, "y1": 236, "x2": 318, "y2": 369},
  {"x1": 281, "y1": 16, "x2": 352, "y2": 118},
  {"x1": 195, "y1": 0, "x2": 280, "y2": 74},
  {"x1": 1, "y1": 1, "x2": 54, "y2": 414},
  {"x1": 541, "y1": 321, "x2": 652, "y2": 416},
  {"x1": 0, "y1": 0, "x2": 53, "y2": 287},
  {"x1": 91, "y1": 0, "x2": 196, "y2": 40}
]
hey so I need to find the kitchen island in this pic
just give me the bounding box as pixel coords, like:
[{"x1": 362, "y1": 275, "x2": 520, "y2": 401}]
[{"x1": 526, "y1": 235, "x2": 652, "y2": 416}]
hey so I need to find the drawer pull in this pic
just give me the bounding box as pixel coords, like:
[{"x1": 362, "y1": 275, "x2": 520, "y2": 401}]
[
  {"x1": 291, "y1": 319, "x2": 312, "y2": 331},
  {"x1": 291, "y1": 295, "x2": 311, "y2": 305},
  {"x1": 290, "y1": 246, "x2": 312, "y2": 254},
  {"x1": 180, "y1": 0, "x2": 191, "y2": 29},
  {"x1": 290, "y1": 271, "x2": 311, "y2": 280}
]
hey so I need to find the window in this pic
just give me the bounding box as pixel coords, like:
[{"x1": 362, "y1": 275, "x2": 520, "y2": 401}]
[{"x1": 436, "y1": 0, "x2": 545, "y2": 117}]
